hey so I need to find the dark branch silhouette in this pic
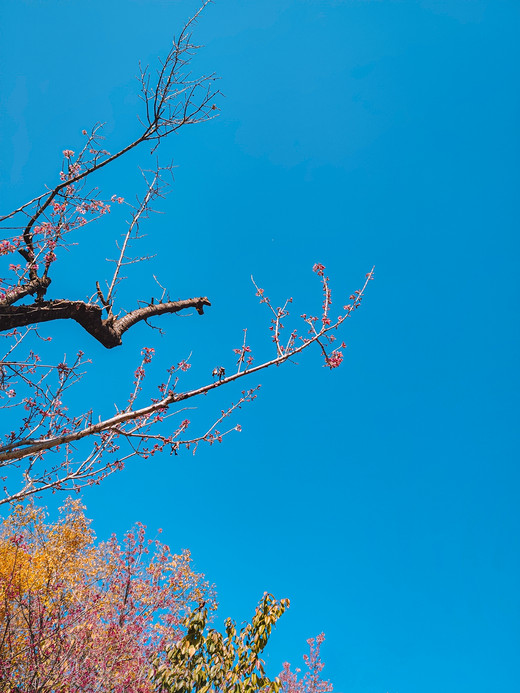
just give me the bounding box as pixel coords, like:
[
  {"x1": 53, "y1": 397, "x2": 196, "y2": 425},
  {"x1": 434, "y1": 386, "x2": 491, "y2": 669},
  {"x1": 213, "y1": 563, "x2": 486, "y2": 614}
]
[{"x1": 0, "y1": 297, "x2": 211, "y2": 348}]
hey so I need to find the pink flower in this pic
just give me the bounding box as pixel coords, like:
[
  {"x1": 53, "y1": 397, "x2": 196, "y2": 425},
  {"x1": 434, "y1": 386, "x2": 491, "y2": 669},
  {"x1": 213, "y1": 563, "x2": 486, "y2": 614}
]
[
  {"x1": 140, "y1": 347, "x2": 155, "y2": 365},
  {"x1": 63, "y1": 149, "x2": 75, "y2": 159},
  {"x1": 52, "y1": 202, "x2": 66, "y2": 215},
  {"x1": 0, "y1": 240, "x2": 14, "y2": 255},
  {"x1": 325, "y1": 349, "x2": 343, "y2": 369}
]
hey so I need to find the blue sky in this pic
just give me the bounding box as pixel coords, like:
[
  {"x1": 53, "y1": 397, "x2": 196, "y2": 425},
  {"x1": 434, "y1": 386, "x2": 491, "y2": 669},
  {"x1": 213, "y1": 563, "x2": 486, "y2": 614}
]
[{"x1": 1, "y1": 1, "x2": 519, "y2": 691}]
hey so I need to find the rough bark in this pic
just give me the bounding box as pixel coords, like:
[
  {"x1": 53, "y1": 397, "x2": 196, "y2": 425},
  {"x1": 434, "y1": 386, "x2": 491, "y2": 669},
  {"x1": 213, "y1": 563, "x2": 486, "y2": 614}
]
[
  {"x1": 0, "y1": 296, "x2": 211, "y2": 348},
  {"x1": 1, "y1": 276, "x2": 52, "y2": 306}
]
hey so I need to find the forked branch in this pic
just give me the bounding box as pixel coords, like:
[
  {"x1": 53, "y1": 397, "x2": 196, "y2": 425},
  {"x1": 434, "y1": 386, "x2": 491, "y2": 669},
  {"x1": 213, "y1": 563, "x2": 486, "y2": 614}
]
[{"x1": 0, "y1": 297, "x2": 211, "y2": 348}]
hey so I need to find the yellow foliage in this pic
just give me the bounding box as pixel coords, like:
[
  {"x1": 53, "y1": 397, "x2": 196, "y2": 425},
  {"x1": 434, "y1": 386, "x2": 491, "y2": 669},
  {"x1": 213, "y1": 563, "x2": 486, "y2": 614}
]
[{"x1": 0, "y1": 542, "x2": 34, "y2": 595}]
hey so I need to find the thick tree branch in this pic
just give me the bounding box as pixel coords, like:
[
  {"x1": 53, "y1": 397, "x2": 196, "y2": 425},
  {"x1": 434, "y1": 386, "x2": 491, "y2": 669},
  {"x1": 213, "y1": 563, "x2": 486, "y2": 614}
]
[
  {"x1": 112, "y1": 297, "x2": 210, "y2": 336},
  {"x1": 1, "y1": 276, "x2": 51, "y2": 306},
  {"x1": 0, "y1": 296, "x2": 210, "y2": 348}
]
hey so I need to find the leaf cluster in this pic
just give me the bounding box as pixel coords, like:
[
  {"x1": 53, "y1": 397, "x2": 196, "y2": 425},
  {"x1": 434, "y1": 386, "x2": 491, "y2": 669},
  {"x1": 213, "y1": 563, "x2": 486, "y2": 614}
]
[{"x1": 152, "y1": 593, "x2": 289, "y2": 693}]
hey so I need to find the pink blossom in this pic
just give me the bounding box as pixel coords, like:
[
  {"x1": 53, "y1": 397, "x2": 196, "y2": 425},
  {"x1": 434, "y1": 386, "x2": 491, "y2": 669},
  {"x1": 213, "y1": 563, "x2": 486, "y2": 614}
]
[
  {"x1": 52, "y1": 202, "x2": 66, "y2": 215},
  {"x1": 0, "y1": 240, "x2": 15, "y2": 255},
  {"x1": 63, "y1": 149, "x2": 75, "y2": 158},
  {"x1": 325, "y1": 350, "x2": 343, "y2": 369},
  {"x1": 141, "y1": 347, "x2": 155, "y2": 365}
]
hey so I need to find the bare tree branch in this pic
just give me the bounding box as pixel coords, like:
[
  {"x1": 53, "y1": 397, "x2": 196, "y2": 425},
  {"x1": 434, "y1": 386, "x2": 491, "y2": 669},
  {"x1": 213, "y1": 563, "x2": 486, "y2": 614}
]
[
  {"x1": 1, "y1": 276, "x2": 52, "y2": 307},
  {"x1": 0, "y1": 1, "x2": 218, "y2": 340},
  {"x1": 0, "y1": 268, "x2": 373, "y2": 507},
  {"x1": 0, "y1": 1, "x2": 374, "y2": 509},
  {"x1": 0, "y1": 297, "x2": 211, "y2": 348}
]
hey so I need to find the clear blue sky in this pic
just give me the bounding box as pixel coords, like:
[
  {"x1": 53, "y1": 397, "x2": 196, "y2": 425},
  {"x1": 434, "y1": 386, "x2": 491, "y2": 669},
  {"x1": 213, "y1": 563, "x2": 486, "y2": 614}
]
[{"x1": 1, "y1": 1, "x2": 519, "y2": 691}]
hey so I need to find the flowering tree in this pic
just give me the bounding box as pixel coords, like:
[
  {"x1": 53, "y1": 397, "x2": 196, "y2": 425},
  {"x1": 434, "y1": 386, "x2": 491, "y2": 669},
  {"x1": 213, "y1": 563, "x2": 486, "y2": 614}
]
[
  {"x1": 0, "y1": 500, "x2": 333, "y2": 692},
  {"x1": 0, "y1": 1, "x2": 373, "y2": 507},
  {"x1": 279, "y1": 635, "x2": 333, "y2": 693},
  {"x1": 0, "y1": 498, "x2": 214, "y2": 691}
]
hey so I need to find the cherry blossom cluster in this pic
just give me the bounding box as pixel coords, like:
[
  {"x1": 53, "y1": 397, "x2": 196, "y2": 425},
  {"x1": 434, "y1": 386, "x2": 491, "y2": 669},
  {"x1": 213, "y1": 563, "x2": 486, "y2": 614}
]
[
  {"x1": 279, "y1": 633, "x2": 333, "y2": 693},
  {"x1": 253, "y1": 263, "x2": 374, "y2": 370},
  {"x1": 233, "y1": 328, "x2": 254, "y2": 372}
]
